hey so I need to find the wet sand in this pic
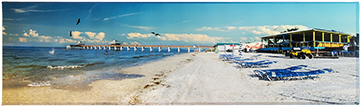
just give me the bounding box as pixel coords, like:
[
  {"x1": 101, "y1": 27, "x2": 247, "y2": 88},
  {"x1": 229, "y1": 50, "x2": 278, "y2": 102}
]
[{"x1": 2, "y1": 52, "x2": 359, "y2": 105}]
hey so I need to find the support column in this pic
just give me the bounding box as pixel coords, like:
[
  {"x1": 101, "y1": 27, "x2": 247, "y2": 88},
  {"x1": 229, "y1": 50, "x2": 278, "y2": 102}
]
[
  {"x1": 108, "y1": 46, "x2": 111, "y2": 50},
  {"x1": 303, "y1": 33, "x2": 306, "y2": 46},
  {"x1": 339, "y1": 34, "x2": 342, "y2": 43},
  {"x1": 94, "y1": 46, "x2": 96, "y2": 49},
  {"x1": 322, "y1": 32, "x2": 324, "y2": 42},
  {"x1": 273, "y1": 36, "x2": 276, "y2": 47},
  {"x1": 330, "y1": 33, "x2": 333, "y2": 47},
  {"x1": 134, "y1": 47, "x2": 137, "y2": 51},
  {"x1": 120, "y1": 47, "x2": 123, "y2": 51},
  {"x1": 150, "y1": 47, "x2": 153, "y2": 52},
  {"x1": 188, "y1": 47, "x2": 190, "y2": 52},
  {"x1": 103, "y1": 46, "x2": 106, "y2": 50},
  {"x1": 168, "y1": 47, "x2": 170, "y2": 52},
  {"x1": 290, "y1": 34, "x2": 292, "y2": 47},
  {"x1": 199, "y1": 48, "x2": 201, "y2": 52},
  {"x1": 178, "y1": 47, "x2": 180, "y2": 52},
  {"x1": 158, "y1": 47, "x2": 161, "y2": 52},
  {"x1": 141, "y1": 47, "x2": 144, "y2": 52},
  {"x1": 99, "y1": 46, "x2": 101, "y2": 50},
  {"x1": 347, "y1": 35, "x2": 350, "y2": 43},
  {"x1": 114, "y1": 46, "x2": 117, "y2": 50},
  {"x1": 127, "y1": 46, "x2": 129, "y2": 51},
  {"x1": 313, "y1": 31, "x2": 316, "y2": 47}
]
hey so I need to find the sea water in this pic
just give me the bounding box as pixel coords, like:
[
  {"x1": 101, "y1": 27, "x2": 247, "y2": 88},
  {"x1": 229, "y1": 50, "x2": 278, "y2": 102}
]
[{"x1": 3, "y1": 46, "x2": 196, "y2": 91}]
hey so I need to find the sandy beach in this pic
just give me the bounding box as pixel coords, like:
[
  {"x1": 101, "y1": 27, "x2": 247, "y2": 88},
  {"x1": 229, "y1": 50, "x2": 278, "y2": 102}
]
[{"x1": 2, "y1": 52, "x2": 359, "y2": 105}]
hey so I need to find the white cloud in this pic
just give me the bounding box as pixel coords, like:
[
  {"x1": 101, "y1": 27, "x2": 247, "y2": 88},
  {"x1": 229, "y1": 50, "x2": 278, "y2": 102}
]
[
  {"x1": 94, "y1": 32, "x2": 105, "y2": 40},
  {"x1": 9, "y1": 37, "x2": 15, "y2": 41},
  {"x1": 38, "y1": 35, "x2": 53, "y2": 42},
  {"x1": 251, "y1": 30, "x2": 262, "y2": 35},
  {"x1": 127, "y1": 33, "x2": 152, "y2": 39},
  {"x1": 19, "y1": 37, "x2": 27, "y2": 42},
  {"x1": 29, "y1": 29, "x2": 38, "y2": 37},
  {"x1": 85, "y1": 32, "x2": 96, "y2": 39},
  {"x1": 226, "y1": 26, "x2": 237, "y2": 30},
  {"x1": 130, "y1": 41, "x2": 141, "y2": 45},
  {"x1": 195, "y1": 26, "x2": 214, "y2": 31},
  {"x1": 197, "y1": 25, "x2": 309, "y2": 35},
  {"x1": 72, "y1": 31, "x2": 84, "y2": 39},
  {"x1": 125, "y1": 33, "x2": 226, "y2": 43},
  {"x1": 239, "y1": 37, "x2": 248, "y2": 41},
  {"x1": 59, "y1": 38, "x2": 77, "y2": 44},
  {"x1": 2, "y1": 26, "x2": 6, "y2": 35},
  {"x1": 157, "y1": 36, "x2": 167, "y2": 40},
  {"x1": 23, "y1": 33, "x2": 29, "y2": 36},
  {"x1": 122, "y1": 42, "x2": 129, "y2": 45},
  {"x1": 12, "y1": 5, "x2": 71, "y2": 13},
  {"x1": 122, "y1": 24, "x2": 153, "y2": 31},
  {"x1": 9, "y1": 34, "x2": 18, "y2": 36},
  {"x1": 103, "y1": 12, "x2": 142, "y2": 21},
  {"x1": 195, "y1": 26, "x2": 234, "y2": 32}
]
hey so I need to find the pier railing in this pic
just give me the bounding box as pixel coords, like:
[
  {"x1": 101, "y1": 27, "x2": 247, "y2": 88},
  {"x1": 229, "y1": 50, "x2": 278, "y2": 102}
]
[{"x1": 66, "y1": 45, "x2": 214, "y2": 52}]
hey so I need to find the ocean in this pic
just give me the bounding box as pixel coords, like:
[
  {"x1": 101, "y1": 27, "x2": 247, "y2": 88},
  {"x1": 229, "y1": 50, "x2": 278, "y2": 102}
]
[{"x1": 3, "y1": 46, "x2": 196, "y2": 91}]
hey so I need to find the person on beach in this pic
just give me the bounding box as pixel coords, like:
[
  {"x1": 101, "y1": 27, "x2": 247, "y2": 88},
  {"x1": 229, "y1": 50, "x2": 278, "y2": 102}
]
[{"x1": 343, "y1": 43, "x2": 349, "y2": 52}]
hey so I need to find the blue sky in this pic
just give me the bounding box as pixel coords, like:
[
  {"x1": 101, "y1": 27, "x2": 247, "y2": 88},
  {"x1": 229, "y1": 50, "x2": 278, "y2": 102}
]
[{"x1": 2, "y1": 2, "x2": 359, "y2": 47}]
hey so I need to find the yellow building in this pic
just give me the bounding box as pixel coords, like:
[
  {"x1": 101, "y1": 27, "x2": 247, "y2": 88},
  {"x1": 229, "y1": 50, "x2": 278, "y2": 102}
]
[{"x1": 259, "y1": 28, "x2": 352, "y2": 52}]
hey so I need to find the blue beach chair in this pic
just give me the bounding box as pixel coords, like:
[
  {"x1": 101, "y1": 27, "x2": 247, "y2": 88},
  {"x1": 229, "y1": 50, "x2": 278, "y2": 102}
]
[
  {"x1": 265, "y1": 68, "x2": 333, "y2": 81},
  {"x1": 219, "y1": 54, "x2": 234, "y2": 61},
  {"x1": 254, "y1": 65, "x2": 308, "y2": 78},
  {"x1": 232, "y1": 57, "x2": 256, "y2": 63},
  {"x1": 238, "y1": 60, "x2": 277, "y2": 68}
]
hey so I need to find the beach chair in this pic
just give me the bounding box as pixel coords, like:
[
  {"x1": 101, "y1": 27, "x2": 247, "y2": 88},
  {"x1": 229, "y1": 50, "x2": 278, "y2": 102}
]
[
  {"x1": 219, "y1": 54, "x2": 234, "y2": 60},
  {"x1": 254, "y1": 65, "x2": 308, "y2": 78},
  {"x1": 232, "y1": 57, "x2": 256, "y2": 63},
  {"x1": 265, "y1": 68, "x2": 333, "y2": 81},
  {"x1": 237, "y1": 60, "x2": 276, "y2": 68}
]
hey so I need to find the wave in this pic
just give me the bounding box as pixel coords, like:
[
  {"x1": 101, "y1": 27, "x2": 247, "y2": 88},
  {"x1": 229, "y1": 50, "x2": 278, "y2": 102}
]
[
  {"x1": 14, "y1": 56, "x2": 32, "y2": 60},
  {"x1": 47, "y1": 58, "x2": 66, "y2": 61},
  {"x1": 47, "y1": 62, "x2": 105, "y2": 70},
  {"x1": 131, "y1": 54, "x2": 164, "y2": 59},
  {"x1": 15, "y1": 65, "x2": 47, "y2": 68}
]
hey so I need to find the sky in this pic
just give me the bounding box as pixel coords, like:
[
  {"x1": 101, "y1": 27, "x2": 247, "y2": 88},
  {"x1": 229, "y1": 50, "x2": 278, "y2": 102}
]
[{"x1": 2, "y1": 2, "x2": 359, "y2": 47}]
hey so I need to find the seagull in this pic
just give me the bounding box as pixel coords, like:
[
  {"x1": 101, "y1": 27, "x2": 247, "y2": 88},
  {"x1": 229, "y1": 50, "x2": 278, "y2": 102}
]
[
  {"x1": 70, "y1": 31, "x2": 72, "y2": 36},
  {"x1": 151, "y1": 31, "x2": 160, "y2": 36},
  {"x1": 76, "y1": 18, "x2": 80, "y2": 25}
]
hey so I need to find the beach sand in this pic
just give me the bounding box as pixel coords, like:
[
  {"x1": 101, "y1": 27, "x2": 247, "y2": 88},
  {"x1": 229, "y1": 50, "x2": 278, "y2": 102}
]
[{"x1": 2, "y1": 52, "x2": 359, "y2": 105}]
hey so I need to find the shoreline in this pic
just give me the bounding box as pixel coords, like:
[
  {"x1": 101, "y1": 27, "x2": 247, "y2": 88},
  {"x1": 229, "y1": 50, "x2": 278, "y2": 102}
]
[
  {"x1": 2, "y1": 52, "x2": 359, "y2": 105},
  {"x1": 2, "y1": 52, "x2": 197, "y2": 105}
]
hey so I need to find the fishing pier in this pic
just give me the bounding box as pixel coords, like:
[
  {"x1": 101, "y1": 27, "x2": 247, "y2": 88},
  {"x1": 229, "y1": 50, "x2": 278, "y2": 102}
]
[{"x1": 66, "y1": 45, "x2": 214, "y2": 52}]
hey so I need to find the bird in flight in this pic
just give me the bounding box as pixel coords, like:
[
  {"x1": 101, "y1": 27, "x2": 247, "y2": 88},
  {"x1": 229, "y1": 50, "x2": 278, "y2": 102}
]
[
  {"x1": 151, "y1": 31, "x2": 161, "y2": 36},
  {"x1": 70, "y1": 31, "x2": 72, "y2": 36},
  {"x1": 76, "y1": 18, "x2": 80, "y2": 25}
]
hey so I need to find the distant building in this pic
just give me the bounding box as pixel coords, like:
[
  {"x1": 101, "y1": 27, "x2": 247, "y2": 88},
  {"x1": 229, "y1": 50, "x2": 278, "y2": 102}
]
[
  {"x1": 109, "y1": 40, "x2": 121, "y2": 45},
  {"x1": 215, "y1": 43, "x2": 240, "y2": 52}
]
